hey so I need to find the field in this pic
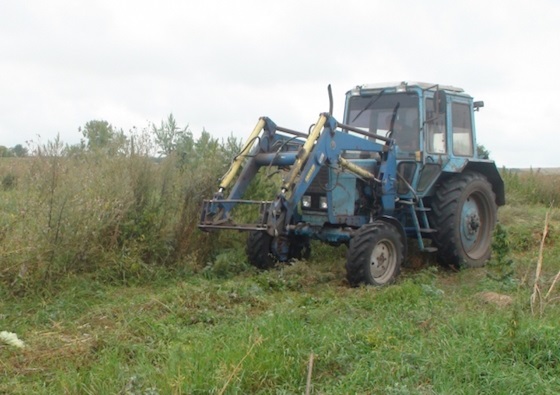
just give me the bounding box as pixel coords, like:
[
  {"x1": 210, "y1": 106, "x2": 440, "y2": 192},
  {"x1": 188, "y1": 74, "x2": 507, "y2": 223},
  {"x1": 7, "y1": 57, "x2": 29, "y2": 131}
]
[{"x1": 1, "y1": 137, "x2": 560, "y2": 394}]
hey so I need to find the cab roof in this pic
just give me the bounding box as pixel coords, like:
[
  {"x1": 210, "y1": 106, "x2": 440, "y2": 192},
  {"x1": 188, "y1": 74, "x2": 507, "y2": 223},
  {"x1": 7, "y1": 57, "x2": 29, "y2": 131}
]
[{"x1": 350, "y1": 81, "x2": 465, "y2": 94}]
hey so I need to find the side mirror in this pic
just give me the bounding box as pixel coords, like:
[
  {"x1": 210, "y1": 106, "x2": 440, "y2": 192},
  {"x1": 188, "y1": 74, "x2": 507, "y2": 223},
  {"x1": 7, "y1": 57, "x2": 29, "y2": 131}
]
[
  {"x1": 474, "y1": 101, "x2": 484, "y2": 111},
  {"x1": 434, "y1": 90, "x2": 447, "y2": 114}
]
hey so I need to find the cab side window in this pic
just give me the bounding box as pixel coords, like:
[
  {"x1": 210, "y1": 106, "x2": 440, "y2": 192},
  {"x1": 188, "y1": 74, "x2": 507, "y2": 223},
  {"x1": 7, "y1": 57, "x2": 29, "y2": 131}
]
[
  {"x1": 425, "y1": 98, "x2": 446, "y2": 154},
  {"x1": 452, "y1": 102, "x2": 474, "y2": 156}
]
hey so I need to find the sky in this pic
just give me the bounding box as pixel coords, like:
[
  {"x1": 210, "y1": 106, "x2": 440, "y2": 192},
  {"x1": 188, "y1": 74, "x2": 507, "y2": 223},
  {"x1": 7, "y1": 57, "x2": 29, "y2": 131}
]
[{"x1": 0, "y1": 0, "x2": 558, "y2": 168}]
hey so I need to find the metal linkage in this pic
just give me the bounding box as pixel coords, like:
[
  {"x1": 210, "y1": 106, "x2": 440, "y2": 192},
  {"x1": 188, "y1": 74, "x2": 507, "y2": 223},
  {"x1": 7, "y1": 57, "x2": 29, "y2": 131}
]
[
  {"x1": 336, "y1": 121, "x2": 392, "y2": 145},
  {"x1": 281, "y1": 113, "x2": 328, "y2": 193},
  {"x1": 199, "y1": 200, "x2": 272, "y2": 231}
]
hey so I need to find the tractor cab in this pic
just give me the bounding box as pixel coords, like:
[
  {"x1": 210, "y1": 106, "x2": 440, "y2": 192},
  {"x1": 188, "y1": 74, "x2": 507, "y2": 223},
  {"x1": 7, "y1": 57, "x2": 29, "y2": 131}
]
[{"x1": 343, "y1": 82, "x2": 489, "y2": 200}]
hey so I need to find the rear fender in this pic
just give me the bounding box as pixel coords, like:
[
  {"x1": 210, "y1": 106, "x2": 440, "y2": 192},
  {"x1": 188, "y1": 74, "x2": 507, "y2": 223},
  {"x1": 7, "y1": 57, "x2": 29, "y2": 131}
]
[
  {"x1": 463, "y1": 161, "x2": 505, "y2": 206},
  {"x1": 441, "y1": 159, "x2": 505, "y2": 207}
]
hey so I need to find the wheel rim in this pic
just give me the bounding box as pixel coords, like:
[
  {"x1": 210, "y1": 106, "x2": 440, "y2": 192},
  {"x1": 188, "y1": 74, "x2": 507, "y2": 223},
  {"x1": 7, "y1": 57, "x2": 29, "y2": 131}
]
[
  {"x1": 369, "y1": 239, "x2": 397, "y2": 283},
  {"x1": 460, "y1": 191, "x2": 492, "y2": 259}
]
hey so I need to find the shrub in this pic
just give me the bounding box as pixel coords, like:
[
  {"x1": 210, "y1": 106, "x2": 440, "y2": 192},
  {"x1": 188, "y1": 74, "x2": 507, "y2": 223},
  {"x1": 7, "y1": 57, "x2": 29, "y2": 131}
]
[
  {"x1": 0, "y1": 120, "x2": 239, "y2": 293},
  {"x1": 486, "y1": 223, "x2": 515, "y2": 286},
  {"x1": 1, "y1": 173, "x2": 16, "y2": 190}
]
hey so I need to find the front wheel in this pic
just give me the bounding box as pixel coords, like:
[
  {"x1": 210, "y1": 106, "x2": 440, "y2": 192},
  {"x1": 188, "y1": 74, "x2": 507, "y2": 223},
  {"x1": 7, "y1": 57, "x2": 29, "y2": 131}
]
[
  {"x1": 346, "y1": 221, "x2": 404, "y2": 286},
  {"x1": 246, "y1": 231, "x2": 311, "y2": 269}
]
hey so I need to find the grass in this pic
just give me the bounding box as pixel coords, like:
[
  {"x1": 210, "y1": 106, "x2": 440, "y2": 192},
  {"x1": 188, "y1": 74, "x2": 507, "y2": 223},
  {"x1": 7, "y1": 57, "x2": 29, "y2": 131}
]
[
  {"x1": 2, "y1": 136, "x2": 560, "y2": 393},
  {"x1": 2, "y1": 231, "x2": 560, "y2": 394}
]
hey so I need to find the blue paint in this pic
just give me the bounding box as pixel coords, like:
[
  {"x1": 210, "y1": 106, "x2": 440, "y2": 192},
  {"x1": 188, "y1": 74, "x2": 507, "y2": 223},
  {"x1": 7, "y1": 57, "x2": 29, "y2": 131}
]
[{"x1": 199, "y1": 82, "x2": 504, "y2": 255}]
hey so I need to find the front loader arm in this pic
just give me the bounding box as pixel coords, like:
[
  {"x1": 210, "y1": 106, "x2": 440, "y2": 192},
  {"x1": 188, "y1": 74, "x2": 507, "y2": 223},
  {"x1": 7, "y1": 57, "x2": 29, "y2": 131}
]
[
  {"x1": 277, "y1": 115, "x2": 397, "y2": 230},
  {"x1": 199, "y1": 113, "x2": 397, "y2": 235},
  {"x1": 199, "y1": 116, "x2": 306, "y2": 231}
]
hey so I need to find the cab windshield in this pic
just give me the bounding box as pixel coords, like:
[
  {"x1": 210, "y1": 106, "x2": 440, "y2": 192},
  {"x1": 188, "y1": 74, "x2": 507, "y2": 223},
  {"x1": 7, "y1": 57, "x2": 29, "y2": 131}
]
[{"x1": 345, "y1": 92, "x2": 420, "y2": 153}]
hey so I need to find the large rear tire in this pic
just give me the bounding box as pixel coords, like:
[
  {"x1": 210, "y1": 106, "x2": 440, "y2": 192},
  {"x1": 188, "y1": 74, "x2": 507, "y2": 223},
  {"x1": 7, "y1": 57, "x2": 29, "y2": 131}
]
[
  {"x1": 430, "y1": 172, "x2": 497, "y2": 268},
  {"x1": 346, "y1": 221, "x2": 404, "y2": 286}
]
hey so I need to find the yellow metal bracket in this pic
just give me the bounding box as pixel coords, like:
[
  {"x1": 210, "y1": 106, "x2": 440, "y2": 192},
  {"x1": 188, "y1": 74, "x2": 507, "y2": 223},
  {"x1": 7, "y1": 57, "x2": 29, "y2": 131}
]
[{"x1": 219, "y1": 118, "x2": 266, "y2": 190}]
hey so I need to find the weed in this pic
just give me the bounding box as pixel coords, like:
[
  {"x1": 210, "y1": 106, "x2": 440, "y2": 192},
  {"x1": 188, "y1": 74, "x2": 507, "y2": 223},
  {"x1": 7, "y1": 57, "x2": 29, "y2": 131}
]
[
  {"x1": 203, "y1": 248, "x2": 250, "y2": 279},
  {"x1": 1, "y1": 173, "x2": 16, "y2": 190},
  {"x1": 486, "y1": 223, "x2": 516, "y2": 286}
]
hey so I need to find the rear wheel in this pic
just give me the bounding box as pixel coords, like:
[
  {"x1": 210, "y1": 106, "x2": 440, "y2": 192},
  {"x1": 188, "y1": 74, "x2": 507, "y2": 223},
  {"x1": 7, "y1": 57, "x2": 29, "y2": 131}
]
[
  {"x1": 430, "y1": 172, "x2": 497, "y2": 268},
  {"x1": 346, "y1": 220, "x2": 404, "y2": 286},
  {"x1": 246, "y1": 231, "x2": 311, "y2": 269}
]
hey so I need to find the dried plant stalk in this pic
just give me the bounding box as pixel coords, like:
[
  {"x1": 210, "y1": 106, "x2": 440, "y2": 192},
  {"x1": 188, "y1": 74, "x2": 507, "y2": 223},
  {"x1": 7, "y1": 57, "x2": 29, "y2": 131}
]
[
  {"x1": 531, "y1": 208, "x2": 551, "y2": 315},
  {"x1": 306, "y1": 352, "x2": 315, "y2": 395},
  {"x1": 545, "y1": 269, "x2": 560, "y2": 299}
]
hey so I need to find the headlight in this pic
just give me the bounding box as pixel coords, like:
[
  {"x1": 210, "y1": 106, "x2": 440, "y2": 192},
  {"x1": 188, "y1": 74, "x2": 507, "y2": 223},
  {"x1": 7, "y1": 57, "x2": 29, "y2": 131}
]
[
  {"x1": 319, "y1": 197, "x2": 328, "y2": 209},
  {"x1": 302, "y1": 195, "x2": 311, "y2": 208}
]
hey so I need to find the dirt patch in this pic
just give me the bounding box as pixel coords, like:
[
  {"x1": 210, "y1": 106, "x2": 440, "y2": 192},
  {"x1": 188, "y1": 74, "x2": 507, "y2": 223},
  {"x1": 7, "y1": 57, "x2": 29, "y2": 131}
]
[{"x1": 475, "y1": 291, "x2": 514, "y2": 307}]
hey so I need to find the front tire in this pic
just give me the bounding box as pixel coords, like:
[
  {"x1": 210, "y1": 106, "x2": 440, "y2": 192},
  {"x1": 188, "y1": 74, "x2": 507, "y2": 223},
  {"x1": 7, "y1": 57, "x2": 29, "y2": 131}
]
[
  {"x1": 246, "y1": 231, "x2": 311, "y2": 269},
  {"x1": 288, "y1": 236, "x2": 311, "y2": 261},
  {"x1": 346, "y1": 221, "x2": 404, "y2": 286},
  {"x1": 246, "y1": 231, "x2": 275, "y2": 269},
  {"x1": 430, "y1": 172, "x2": 497, "y2": 268}
]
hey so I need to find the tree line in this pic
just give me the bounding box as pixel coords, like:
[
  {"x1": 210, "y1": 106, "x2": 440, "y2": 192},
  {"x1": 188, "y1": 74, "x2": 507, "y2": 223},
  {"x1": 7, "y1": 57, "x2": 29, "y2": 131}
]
[
  {"x1": 0, "y1": 144, "x2": 28, "y2": 157},
  {"x1": 1, "y1": 114, "x2": 242, "y2": 161}
]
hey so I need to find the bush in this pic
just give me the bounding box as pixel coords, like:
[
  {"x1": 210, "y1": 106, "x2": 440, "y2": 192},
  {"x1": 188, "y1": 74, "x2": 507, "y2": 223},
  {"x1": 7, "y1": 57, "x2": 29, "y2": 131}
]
[
  {"x1": 0, "y1": 120, "x2": 239, "y2": 293},
  {"x1": 1, "y1": 173, "x2": 16, "y2": 190}
]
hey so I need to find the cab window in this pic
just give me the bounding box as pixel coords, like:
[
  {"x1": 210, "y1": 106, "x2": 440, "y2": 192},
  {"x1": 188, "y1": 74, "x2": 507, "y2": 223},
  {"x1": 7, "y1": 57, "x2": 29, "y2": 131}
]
[
  {"x1": 425, "y1": 98, "x2": 447, "y2": 154},
  {"x1": 452, "y1": 102, "x2": 473, "y2": 156}
]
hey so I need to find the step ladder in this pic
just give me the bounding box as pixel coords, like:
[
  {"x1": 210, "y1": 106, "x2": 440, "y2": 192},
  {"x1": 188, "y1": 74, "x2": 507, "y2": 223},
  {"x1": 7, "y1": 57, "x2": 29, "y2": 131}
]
[{"x1": 399, "y1": 198, "x2": 438, "y2": 252}]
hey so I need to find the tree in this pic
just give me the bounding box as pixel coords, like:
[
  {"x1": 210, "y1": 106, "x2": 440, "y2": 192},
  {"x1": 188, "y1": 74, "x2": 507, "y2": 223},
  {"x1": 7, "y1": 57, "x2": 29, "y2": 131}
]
[
  {"x1": 477, "y1": 144, "x2": 490, "y2": 159},
  {"x1": 10, "y1": 144, "x2": 28, "y2": 157},
  {"x1": 153, "y1": 114, "x2": 191, "y2": 156},
  {"x1": 221, "y1": 134, "x2": 243, "y2": 164},
  {"x1": 80, "y1": 120, "x2": 114, "y2": 150},
  {"x1": 194, "y1": 129, "x2": 219, "y2": 157},
  {"x1": 0, "y1": 146, "x2": 11, "y2": 157}
]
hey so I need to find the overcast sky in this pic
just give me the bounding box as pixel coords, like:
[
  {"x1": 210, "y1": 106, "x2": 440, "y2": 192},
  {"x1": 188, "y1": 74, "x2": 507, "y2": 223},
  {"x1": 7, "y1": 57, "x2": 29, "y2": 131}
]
[{"x1": 1, "y1": 0, "x2": 558, "y2": 168}]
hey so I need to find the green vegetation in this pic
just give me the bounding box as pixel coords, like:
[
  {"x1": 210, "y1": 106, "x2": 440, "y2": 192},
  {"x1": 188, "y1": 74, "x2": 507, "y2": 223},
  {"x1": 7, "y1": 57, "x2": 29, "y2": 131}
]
[
  {"x1": 0, "y1": 117, "x2": 242, "y2": 294},
  {"x1": 1, "y1": 121, "x2": 560, "y2": 393},
  {"x1": 502, "y1": 168, "x2": 560, "y2": 207},
  {"x1": 0, "y1": 144, "x2": 28, "y2": 158}
]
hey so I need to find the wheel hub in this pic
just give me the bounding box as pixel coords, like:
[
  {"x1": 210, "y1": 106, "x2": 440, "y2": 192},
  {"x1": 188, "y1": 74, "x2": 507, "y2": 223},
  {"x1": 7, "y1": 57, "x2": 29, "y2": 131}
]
[
  {"x1": 467, "y1": 213, "x2": 480, "y2": 235},
  {"x1": 370, "y1": 242, "x2": 391, "y2": 277},
  {"x1": 461, "y1": 197, "x2": 483, "y2": 247}
]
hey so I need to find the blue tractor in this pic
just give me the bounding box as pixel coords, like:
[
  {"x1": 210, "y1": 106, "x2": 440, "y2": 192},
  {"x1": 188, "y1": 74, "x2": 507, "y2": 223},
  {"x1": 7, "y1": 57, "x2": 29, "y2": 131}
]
[{"x1": 199, "y1": 82, "x2": 505, "y2": 286}]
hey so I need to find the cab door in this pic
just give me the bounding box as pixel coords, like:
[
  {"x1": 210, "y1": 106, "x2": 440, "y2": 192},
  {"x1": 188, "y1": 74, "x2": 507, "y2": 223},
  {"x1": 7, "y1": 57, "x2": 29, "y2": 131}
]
[{"x1": 417, "y1": 95, "x2": 448, "y2": 193}]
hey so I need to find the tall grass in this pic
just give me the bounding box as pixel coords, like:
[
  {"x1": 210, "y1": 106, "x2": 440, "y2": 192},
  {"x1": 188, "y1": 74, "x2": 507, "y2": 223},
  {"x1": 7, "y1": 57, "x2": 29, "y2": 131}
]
[
  {"x1": 0, "y1": 124, "x2": 239, "y2": 293},
  {"x1": 502, "y1": 168, "x2": 560, "y2": 207},
  {"x1": 2, "y1": 130, "x2": 559, "y2": 296}
]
